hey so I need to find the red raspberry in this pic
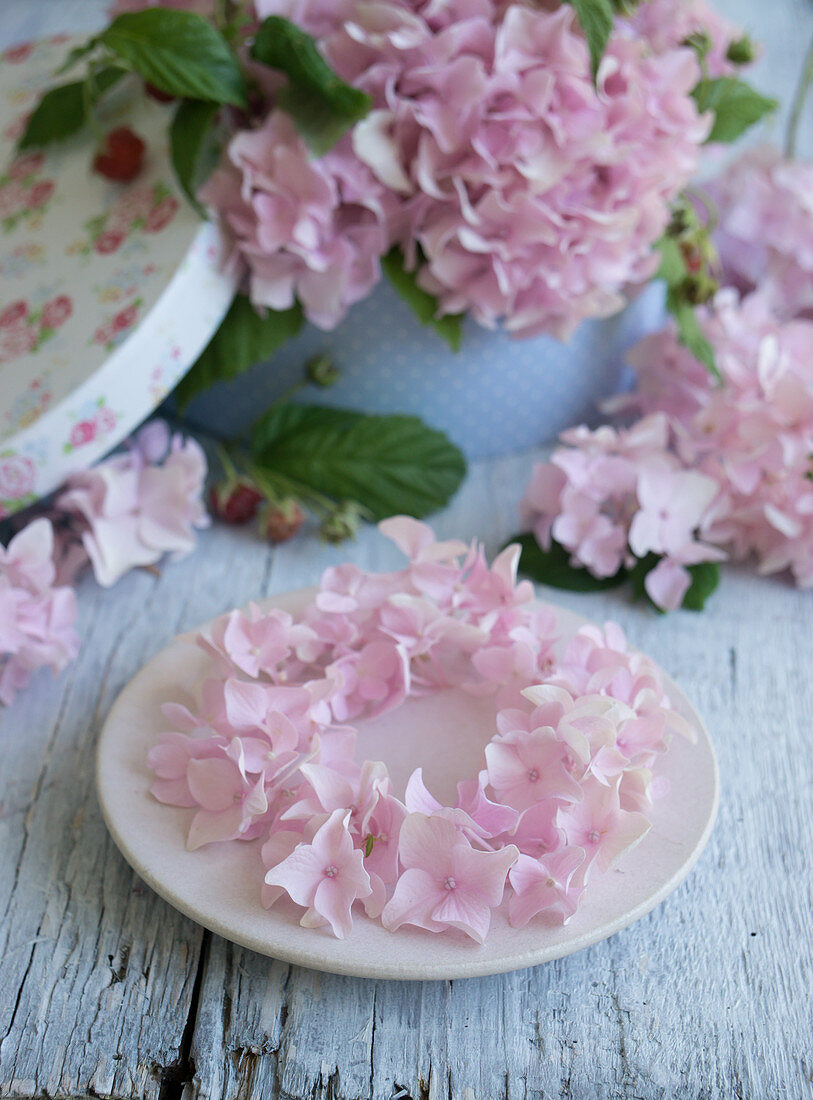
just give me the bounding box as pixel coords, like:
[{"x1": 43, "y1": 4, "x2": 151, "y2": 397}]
[
  {"x1": 262, "y1": 500, "x2": 305, "y2": 544},
  {"x1": 209, "y1": 479, "x2": 264, "y2": 525},
  {"x1": 144, "y1": 82, "x2": 175, "y2": 104},
  {"x1": 93, "y1": 127, "x2": 146, "y2": 183}
]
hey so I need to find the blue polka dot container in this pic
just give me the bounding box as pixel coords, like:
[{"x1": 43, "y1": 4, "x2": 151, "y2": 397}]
[{"x1": 186, "y1": 280, "x2": 665, "y2": 459}]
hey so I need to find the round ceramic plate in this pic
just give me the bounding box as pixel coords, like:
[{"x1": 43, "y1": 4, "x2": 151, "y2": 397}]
[
  {"x1": 0, "y1": 35, "x2": 237, "y2": 516},
  {"x1": 97, "y1": 589, "x2": 719, "y2": 981}
]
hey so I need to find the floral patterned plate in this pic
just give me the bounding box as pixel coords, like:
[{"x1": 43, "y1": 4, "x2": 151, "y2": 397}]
[
  {"x1": 0, "y1": 35, "x2": 237, "y2": 516},
  {"x1": 96, "y1": 589, "x2": 719, "y2": 981}
]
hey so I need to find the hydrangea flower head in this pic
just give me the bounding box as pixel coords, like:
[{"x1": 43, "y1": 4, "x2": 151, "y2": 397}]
[{"x1": 212, "y1": 0, "x2": 721, "y2": 337}]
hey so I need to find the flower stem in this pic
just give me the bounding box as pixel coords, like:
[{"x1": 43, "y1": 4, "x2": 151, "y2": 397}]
[{"x1": 786, "y1": 34, "x2": 813, "y2": 158}]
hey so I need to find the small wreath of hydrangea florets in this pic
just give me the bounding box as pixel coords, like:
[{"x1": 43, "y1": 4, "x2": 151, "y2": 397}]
[{"x1": 148, "y1": 517, "x2": 696, "y2": 943}]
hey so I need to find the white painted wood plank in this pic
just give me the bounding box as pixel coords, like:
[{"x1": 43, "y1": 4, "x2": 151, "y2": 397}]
[
  {"x1": 0, "y1": 526, "x2": 278, "y2": 1097},
  {"x1": 1, "y1": 3, "x2": 811, "y2": 1097},
  {"x1": 183, "y1": 454, "x2": 813, "y2": 1100}
]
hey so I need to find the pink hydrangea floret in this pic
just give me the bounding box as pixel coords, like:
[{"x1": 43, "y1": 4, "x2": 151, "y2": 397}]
[
  {"x1": 520, "y1": 414, "x2": 724, "y2": 609},
  {"x1": 58, "y1": 419, "x2": 209, "y2": 587},
  {"x1": 628, "y1": 289, "x2": 813, "y2": 588},
  {"x1": 0, "y1": 518, "x2": 79, "y2": 705},
  {"x1": 704, "y1": 146, "x2": 813, "y2": 322},
  {"x1": 148, "y1": 517, "x2": 698, "y2": 940}
]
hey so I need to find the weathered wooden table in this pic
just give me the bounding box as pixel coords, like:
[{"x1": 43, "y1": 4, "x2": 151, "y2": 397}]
[
  {"x1": 2, "y1": 444, "x2": 811, "y2": 1099},
  {"x1": 2, "y1": 2, "x2": 813, "y2": 1097}
]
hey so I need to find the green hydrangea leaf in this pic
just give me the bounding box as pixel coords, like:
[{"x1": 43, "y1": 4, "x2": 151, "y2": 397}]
[
  {"x1": 511, "y1": 533, "x2": 628, "y2": 591},
  {"x1": 175, "y1": 294, "x2": 304, "y2": 410},
  {"x1": 169, "y1": 99, "x2": 222, "y2": 217},
  {"x1": 251, "y1": 16, "x2": 372, "y2": 154},
  {"x1": 381, "y1": 247, "x2": 464, "y2": 351},
  {"x1": 681, "y1": 561, "x2": 721, "y2": 611},
  {"x1": 18, "y1": 67, "x2": 124, "y2": 150},
  {"x1": 566, "y1": 0, "x2": 615, "y2": 79},
  {"x1": 692, "y1": 77, "x2": 778, "y2": 144},
  {"x1": 100, "y1": 9, "x2": 246, "y2": 106},
  {"x1": 251, "y1": 405, "x2": 467, "y2": 521}
]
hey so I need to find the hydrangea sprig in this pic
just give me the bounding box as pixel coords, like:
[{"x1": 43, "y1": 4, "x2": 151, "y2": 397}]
[
  {"x1": 147, "y1": 516, "x2": 698, "y2": 941},
  {"x1": 0, "y1": 420, "x2": 209, "y2": 705},
  {"x1": 510, "y1": 140, "x2": 813, "y2": 610}
]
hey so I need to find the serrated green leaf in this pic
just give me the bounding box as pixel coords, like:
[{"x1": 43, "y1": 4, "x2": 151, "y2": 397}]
[
  {"x1": 251, "y1": 16, "x2": 371, "y2": 154},
  {"x1": 175, "y1": 294, "x2": 304, "y2": 409},
  {"x1": 381, "y1": 247, "x2": 464, "y2": 351},
  {"x1": 669, "y1": 297, "x2": 720, "y2": 380},
  {"x1": 654, "y1": 236, "x2": 685, "y2": 288},
  {"x1": 18, "y1": 67, "x2": 124, "y2": 150},
  {"x1": 511, "y1": 533, "x2": 628, "y2": 592},
  {"x1": 170, "y1": 99, "x2": 221, "y2": 217},
  {"x1": 250, "y1": 402, "x2": 364, "y2": 456},
  {"x1": 567, "y1": 0, "x2": 614, "y2": 79},
  {"x1": 55, "y1": 40, "x2": 98, "y2": 75},
  {"x1": 654, "y1": 232, "x2": 721, "y2": 381},
  {"x1": 100, "y1": 10, "x2": 246, "y2": 107},
  {"x1": 692, "y1": 77, "x2": 778, "y2": 144},
  {"x1": 251, "y1": 405, "x2": 467, "y2": 520},
  {"x1": 681, "y1": 561, "x2": 721, "y2": 611}
]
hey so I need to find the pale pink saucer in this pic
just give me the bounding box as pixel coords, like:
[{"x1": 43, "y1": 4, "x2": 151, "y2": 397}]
[{"x1": 96, "y1": 588, "x2": 719, "y2": 981}]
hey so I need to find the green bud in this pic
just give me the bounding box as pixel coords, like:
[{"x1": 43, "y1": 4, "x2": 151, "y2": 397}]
[
  {"x1": 726, "y1": 36, "x2": 756, "y2": 65},
  {"x1": 666, "y1": 205, "x2": 692, "y2": 238},
  {"x1": 682, "y1": 30, "x2": 712, "y2": 61},
  {"x1": 319, "y1": 500, "x2": 364, "y2": 544},
  {"x1": 305, "y1": 354, "x2": 340, "y2": 389},
  {"x1": 680, "y1": 273, "x2": 717, "y2": 306}
]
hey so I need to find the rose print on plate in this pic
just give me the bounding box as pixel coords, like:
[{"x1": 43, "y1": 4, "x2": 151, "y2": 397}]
[
  {"x1": 0, "y1": 152, "x2": 55, "y2": 234},
  {"x1": 90, "y1": 298, "x2": 142, "y2": 354},
  {"x1": 0, "y1": 294, "x2": 73, "y2": 363},
  {"x1": 62, "y1": 397, "x2": 119, "y2": 455},
  {"x1": 0, "y1": 35, "x2": 237, "y2": 512},
  {"x1": 0, "y1": 241, "x2": 47, "y2": 277},
  {"x1": 3, "y1": 374, "x2": 53, "y2": 433},
  {"x1": 71, "y1": 182, "x2": 180, "y2": 258},
  {"x1": 0, "y1": 450, "x2": 36, "y2": 516}
]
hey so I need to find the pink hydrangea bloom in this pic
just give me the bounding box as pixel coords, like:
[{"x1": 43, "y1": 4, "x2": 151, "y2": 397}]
[
  {"x1": 148, "y1": 518, "x2": 697, "y2": 939},
  {"x1": 704, "y1": 146, "x2": 813, "y2": 322},
  {"x1": 381, "y1": 813, "x2": 518, "y2": 943},
  {"x1": 221, "y1": 0, "x2": 715, "y2": 337},
  {"x1": 202, "y1": 111, "x2": 393, "y2": 329},
  {"x1": 485, "y1": 728, "x2": 582, "y2": 812},
  {"x1": 185, "y1": 756, "x2": 269, "y2": 849},
  {"x1": 58, "y1": 420, "x2": 209, "y2": 587},
  {"x1": 557, "y1": 777, "x2": 650, "y2": 879},
  {"x1": 263, "y1": 808, "x2": 372, "y2": 938},
  {"x1": 630, "y1": 0, "x2": 744, "y2": 78},
  {"x1": 508, "y1": 847, "x2": 585, "y2": 927},
  {"x1": 629, "y1": 290, "x2": 813, "y2": 587},
  {"x1": 0, "y1": 519, "x2": 79, "y2": 705},
  {"x1": 520, "y1": 415, "x2": 723, "y2": 607}
]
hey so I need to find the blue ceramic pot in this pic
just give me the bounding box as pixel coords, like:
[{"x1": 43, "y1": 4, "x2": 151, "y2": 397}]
[{"x1": 186, "y1": 279, "x2": 665, "y2": 459}]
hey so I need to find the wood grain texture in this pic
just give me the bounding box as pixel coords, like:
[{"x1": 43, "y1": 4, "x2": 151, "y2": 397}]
[
  {"x1": 1, "y1": 3, "x2": 812, "y2": 1097},
  {"x1": 1, "y1": 449, "x2": 811, "y2": 1099}
]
